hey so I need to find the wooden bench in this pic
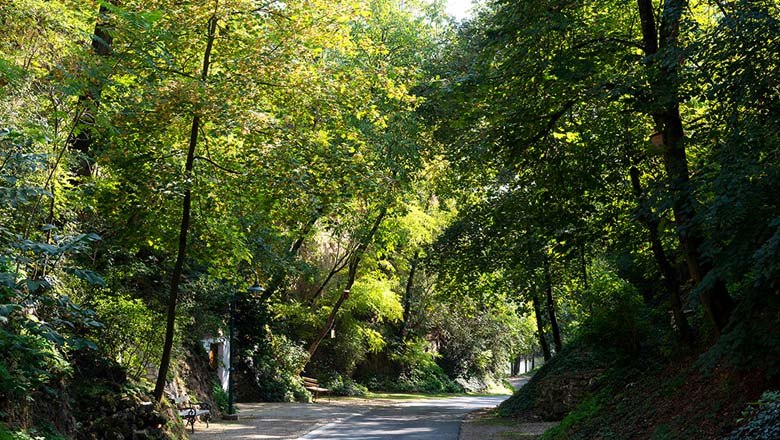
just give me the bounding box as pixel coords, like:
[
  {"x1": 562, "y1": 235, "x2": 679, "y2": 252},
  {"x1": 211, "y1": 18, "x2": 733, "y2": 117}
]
[
  {"x1": 302, "y1": 376, "x2": 330, "y2": 402},
  {"x1": 174, "y1": 397, "x2": 211, "y2": 433}
]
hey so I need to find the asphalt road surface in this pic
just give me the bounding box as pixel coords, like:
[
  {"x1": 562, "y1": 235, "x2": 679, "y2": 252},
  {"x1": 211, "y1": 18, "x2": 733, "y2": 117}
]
[{"x1": 298, "y1": 395, "x2": 508, "y2": 440}]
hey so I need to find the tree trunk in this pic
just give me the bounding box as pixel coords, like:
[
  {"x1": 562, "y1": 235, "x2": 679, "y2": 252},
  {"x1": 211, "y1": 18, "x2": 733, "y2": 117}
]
[
  {"x1": 153, "y1": 14, "x2": 218, "y2": 402},
  {"x1": 531, "y1": 291, "x2": 551, "y2": 361},
  {"x1": 580, "y1": 242, "x2": 588, "y2": 291},
  {"x1": 629, "y1": 166, "x2": 693, "y2": 345},
  {"x1": 399, "y1": 195, "x2": 430, "y2": 338},
  {"x1": 543, "y1": 255, "x2": 562, "y2": 353},
  {"x1": 400, "y1": 250, "x2": 420, "y2": 338},
  {"x1": 259, "y1": 214, "x2": 319, "y2": 303},
  {"x1": 636, "y1": 0, "x2": 734, "y2": 332},
  {"x1": 68, "y1": 0, "x2": 118, "y2": 178},
  {"x1": 306, "y1": 251, "x2": 352, "y2": 305},
  {"x1": 304, "y1": 207, "x2": 387, "y2": 365}
]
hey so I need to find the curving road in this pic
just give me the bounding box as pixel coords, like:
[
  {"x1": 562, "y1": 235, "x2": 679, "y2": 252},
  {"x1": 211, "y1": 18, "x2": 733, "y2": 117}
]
[
  {"x1": 298, "y1": 395, "x2": 509, "y2": 440},
  {"x1": 192, "y1": 377, "x2": 529, "y2": 440}
]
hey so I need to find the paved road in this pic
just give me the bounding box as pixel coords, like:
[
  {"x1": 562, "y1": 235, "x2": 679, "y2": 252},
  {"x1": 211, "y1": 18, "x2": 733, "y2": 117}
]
[
  {"x1": 191, "y1": 377, "x2": 529, "y2": 440},
  {"x1": 299, "y1": 395, "x2": 509, "y2": 440},
  {"x1": 191, "y1": 402, "x2": 371, "y2": 440}
]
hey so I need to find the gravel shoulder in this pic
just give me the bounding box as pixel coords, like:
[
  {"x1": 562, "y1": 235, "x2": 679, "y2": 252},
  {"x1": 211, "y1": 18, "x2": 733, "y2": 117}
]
[
  {"x1": 459, "y1": 409, "x2": 558, "y2": 440},
  {"x1": 458, "y1": 375, "x2": 559, "y2": 440}
]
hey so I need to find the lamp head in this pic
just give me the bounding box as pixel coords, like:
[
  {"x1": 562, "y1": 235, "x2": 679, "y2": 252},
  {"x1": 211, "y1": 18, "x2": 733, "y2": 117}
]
[{"x1": 247, "y1": 283, "x2": 265, "y2": 294}]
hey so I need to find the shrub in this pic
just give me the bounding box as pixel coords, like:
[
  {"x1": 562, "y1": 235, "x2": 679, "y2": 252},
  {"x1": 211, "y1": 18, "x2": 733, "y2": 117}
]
[
  {"x1": 577, "y1": 269, "x2": 655, "y2": 359},
  {"x1": 0, "y1": 289, "x2": 101, "y2": 407},
  {"x1": 435, "y1": 303, "x2": 521, "y2": 382},
  {"x1": 381, "y1": 338, "x2": 463, "y2": 393},
  {"x1": 90, "y1": 293, "x2": 166, "y2": 381},
  {"x1": 212, "y1": 379, "x2": 228, "y2": 413},
  {"x1": 323, "y1": 375, "x2": 369, "y2": 397},
  {"x1": 397, "y1": 364, "x2": 463, "y2": 394},
  {"x1": 240, "y1": 332, "x2": 310, "y2": 402},
  {"x1": 362, "y1": 362, "x2": 463, "y2": 394},
  {"x1": 726, "y1": 391, "x2": 780, "y2": 440},
  {"x1": 0, "y1": 424, "x2": 67, "y2": 440}
]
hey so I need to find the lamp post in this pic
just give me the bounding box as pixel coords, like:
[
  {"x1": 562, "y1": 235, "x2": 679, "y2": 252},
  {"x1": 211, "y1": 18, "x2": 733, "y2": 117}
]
[{"x1": 225, "y1": 282, "x2": 264, "y2": 420}]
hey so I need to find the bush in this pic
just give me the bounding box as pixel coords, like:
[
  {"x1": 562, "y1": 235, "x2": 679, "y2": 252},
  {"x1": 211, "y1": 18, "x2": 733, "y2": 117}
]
[
  {"x1": 373, "y1": 338, "x2": 463, "y2": 393},
  {"x1": 91, "y1": 293, "x2": 166, "y2": 381},
  {"x1": 726, "y1": 391, "x2": 780, "y2": 440},
  {"x1": 577, "y1": 270, "x2": 655, "y2": 359},
  {"x1": 362, "y1": 362, "x2": 463, "y2": 394},
  {"x1": 0, "y1": 424, "x2": 67, "y2": 440},
  {"x1": 435, "y1": 303, "x2": 522, "y2": 384},
  {"x1": 540, "y1": 393, "x2": 606, "y2": 440},
  {"x1": 239, "y1": 332, "x2": 311, "y2": 402},
  {"x1": 323, "y1": 375, "x2": 369, "y2": 397},
  {"x1": 697, "y1": 287, "x2": 780, "y2": 378},
  {"x1": 212, "y1": 379, "x2": 228, "y2": 413},
  {"x1": 0, "y1": 288, "x2": 100, "y2": 407},
  {"x1": 397, "y1": 365, "x2": 463, "y2": 394}
]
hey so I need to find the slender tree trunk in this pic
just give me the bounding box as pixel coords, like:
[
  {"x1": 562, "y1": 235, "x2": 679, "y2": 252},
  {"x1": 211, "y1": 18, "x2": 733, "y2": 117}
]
[
  {"x1": 304, "y1": 207, "x2": 387, "y2": 365},
  {"x1": 400, "y1": 250, "x2": 420, "y2": 338},
  {"x1": 153, "y1": 14, "x2": 218, "y2": 402},
  {"x1": 579, "y1": 241, "x2": 594, "y2": 316},
  {"x1": 307, "y1": 251, "x2": 352, "y2": 304},
  {"x1": 636, "y1": 0, "x2": 734, "y2": 332},
  {"x1": 543, "y1": 255, "x2": 562, "y2": 353},
  {"x1": 531, "y1": 291, "x2": 551, "y2": 361},
  {"x1": 580, "y1": 242, "x2": 588, "y2": 291},
  {"x1": 259, "y1": 214, "x2": 319, "y2": 303},
  {"x1": 399, "y1": 195, "x2": 430, "y2": 338},
  {"x1": 629, "y1": 166, "x2": 693, "y2": 345}
]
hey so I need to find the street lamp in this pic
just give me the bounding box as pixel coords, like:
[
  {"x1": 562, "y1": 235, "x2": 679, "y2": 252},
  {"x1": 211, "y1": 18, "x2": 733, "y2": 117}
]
[{"x1": 225, "y1": 282, "x2": 264, "y2": 420}]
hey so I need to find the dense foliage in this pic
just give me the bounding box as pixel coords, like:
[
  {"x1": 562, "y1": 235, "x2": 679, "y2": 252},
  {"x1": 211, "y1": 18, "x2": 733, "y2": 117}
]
[
  {"x1": 1, "y1": 0, "x2": 778, "y2": 438},
  {"x1": 0, "y1": 0, "x2": 528, "y2": 436}
]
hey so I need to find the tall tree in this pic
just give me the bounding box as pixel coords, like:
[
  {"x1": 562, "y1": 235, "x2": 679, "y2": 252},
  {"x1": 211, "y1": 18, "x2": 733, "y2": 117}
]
[
  {"x1": 68, "y1": 0, "x2": 119, "y2": 179},
  {"x1": 635, "y1": 0, "x2": 734, "y2": 331},
  {"x1": 305, "y1": 205, "x2": 388, "y2": 364},
  {"x1": 153, "y1": 9, "x2": 218, "y2": 402}
]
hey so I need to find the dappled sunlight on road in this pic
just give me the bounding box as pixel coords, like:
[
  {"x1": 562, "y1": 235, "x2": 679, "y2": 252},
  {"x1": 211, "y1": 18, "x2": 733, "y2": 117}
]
[
  {"x1": 190, "y1": 392, "x2": 518, "y2": 440},
  {"x1": 189, "y1": 402, "x2": 369, "y2": 440},
  {"x1": 301, "y1": 395, "x2": 510, "y2": 439}
]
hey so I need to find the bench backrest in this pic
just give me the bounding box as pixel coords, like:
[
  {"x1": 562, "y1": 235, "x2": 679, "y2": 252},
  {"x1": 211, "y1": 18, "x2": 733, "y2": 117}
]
[{"x1": 302, "y1": 376, "x2": 319, "y2": 387}]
